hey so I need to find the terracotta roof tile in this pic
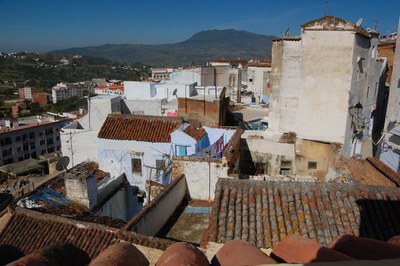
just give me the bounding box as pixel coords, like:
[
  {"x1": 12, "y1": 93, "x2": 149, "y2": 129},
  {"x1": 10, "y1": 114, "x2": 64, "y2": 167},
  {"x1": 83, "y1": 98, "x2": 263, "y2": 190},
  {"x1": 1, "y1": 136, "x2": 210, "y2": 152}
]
[
  {"x1": 0, "y1": 208, "x2": 175, "y2": 258},
  {"x1": 183, "y1": 125, "x2": 206, "y2": 141},
  {"x1": 98, "y1": 114, "x2": 182, "y2": 143},
  {"x1": 209, "y1": 179, "x2": 400, "y2": 249}
]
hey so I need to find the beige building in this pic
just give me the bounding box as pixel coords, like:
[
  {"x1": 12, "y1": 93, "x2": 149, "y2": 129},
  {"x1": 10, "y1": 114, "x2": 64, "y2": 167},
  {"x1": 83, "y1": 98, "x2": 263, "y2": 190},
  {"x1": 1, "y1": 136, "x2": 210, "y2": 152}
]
[{"x1": 268, "y1": 16, "x2": 387, "y2": 158}]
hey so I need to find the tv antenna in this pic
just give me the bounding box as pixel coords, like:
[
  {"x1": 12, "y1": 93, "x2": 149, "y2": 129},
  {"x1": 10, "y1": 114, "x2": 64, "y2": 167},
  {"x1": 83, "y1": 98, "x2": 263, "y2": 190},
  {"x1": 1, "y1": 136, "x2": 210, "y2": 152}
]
[
  {"x1": 56, "y1": 156, "x2": 70, "y2": 171},
  {"x1": 324, "y1": 0, "x2": 328, "y2": 16},
  {"x1": 282, "y1": 28, "x2": 290, "y2": 37},
  {"x1": 356, "y1": 18, "x2": 363, "y2": 27}
]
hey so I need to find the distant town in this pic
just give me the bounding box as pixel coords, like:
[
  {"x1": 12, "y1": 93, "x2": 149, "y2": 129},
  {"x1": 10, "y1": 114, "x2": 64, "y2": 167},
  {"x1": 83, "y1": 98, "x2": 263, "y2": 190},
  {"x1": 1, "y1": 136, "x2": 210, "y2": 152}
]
[{"x1": 1, "y1": 15, "x2": 400, "y2": 265}]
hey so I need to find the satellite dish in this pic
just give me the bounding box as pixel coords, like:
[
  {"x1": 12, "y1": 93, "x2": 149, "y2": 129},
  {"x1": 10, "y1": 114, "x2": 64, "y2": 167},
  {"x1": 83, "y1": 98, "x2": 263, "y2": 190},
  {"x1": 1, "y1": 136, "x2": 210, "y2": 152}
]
[
  {"x1": 56, "y1": 156, "x2": 70, "y2": 171},
  {"x1": 172, "y1": 89, "x2": 178, "y2": 96},
  {"x1": 356, "y1": 18, "x2": 363, "y2": 27}
]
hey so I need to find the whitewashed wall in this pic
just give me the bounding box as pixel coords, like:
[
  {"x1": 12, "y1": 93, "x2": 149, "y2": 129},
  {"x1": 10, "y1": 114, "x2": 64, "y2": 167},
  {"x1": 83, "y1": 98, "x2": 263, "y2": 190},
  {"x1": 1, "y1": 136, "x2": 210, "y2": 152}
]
[
  {"x1": 124, "y1": 81, "x2": 157, "y2": 100},
  {"x1": 97, "y1": 139, "x2": 172, "y2": 191}
]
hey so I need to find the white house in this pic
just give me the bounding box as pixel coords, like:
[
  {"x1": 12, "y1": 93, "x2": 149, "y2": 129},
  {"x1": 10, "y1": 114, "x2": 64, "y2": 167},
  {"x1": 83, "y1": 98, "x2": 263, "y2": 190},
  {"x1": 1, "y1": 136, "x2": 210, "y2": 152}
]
[
  {"x1": 246, "y1": 60, "x2": 271, "y2": 103},
  {"x1": 122, "y1": 81, "x2": 197, "y2": 116},
  {"x1": 61, "y1": 95, "x2": 121, "y2": 168},
  {"x1": 168, "y1": 66, "x2": 216, "y2": 86},
  {"x1": 97, "y1": 114, "x2": 210, "y2": 191},
  {"x1": 124, "y1": 81, "x2": 157, "y2": 100}
]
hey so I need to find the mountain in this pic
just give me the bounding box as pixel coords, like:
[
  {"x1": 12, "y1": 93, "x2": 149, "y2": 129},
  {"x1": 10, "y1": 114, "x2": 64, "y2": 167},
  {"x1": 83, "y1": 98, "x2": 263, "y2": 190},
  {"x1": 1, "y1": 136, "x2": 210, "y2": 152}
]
[{"x1": 49, "y1": 29, "x2": 275, "y2": 67}]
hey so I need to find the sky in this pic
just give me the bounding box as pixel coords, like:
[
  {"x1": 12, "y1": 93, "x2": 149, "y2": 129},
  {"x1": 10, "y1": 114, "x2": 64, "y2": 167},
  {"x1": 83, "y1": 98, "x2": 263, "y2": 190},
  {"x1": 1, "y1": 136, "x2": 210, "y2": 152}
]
[{"x1": 1, "y1": 0, "x2": 399, "y2": 53}]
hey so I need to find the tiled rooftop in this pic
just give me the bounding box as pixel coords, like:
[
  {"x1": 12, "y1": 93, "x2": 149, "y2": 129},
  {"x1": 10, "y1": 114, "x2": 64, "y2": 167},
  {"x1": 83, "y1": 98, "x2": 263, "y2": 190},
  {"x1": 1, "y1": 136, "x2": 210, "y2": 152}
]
[
  {"x1": 338, "y1": 157, "x2": 398, "y2": 187},
  {"x1": 183, "y1": 125, "x2": 207, "y2": 141},
  {"x1": 98, "y1": 114, "x2": 182, "y2": 143},
  {"x1": 0, "y1": 207, "x2": 175, "y2": 259},
  {"x1": 209, "y1": 178, "x2": 400, "y2": 249}
]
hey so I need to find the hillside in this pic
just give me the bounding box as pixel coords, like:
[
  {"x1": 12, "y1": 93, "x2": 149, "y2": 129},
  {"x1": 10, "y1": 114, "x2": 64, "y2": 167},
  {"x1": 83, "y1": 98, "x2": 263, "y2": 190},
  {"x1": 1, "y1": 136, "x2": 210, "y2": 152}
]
[
  {"x1": 0, "y1": 52, "x2": 149, "y2": 90},
  {"x1": 49, "y1": 29, "x2": 275, "y2": 67}
]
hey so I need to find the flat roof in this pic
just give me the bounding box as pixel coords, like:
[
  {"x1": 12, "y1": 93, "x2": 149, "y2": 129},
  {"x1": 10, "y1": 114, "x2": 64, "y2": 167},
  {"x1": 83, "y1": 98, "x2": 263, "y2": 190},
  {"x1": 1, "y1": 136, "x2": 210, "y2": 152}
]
[{"x1": 0, "y1": 158, "x2": 46, "y2": 176}]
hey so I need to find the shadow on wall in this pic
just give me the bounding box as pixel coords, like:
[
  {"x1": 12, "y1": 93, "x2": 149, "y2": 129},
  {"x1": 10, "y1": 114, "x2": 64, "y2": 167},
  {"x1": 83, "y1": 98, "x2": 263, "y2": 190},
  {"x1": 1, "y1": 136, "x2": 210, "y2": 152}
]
[
  {"x1": 239, "y1": 139, "x2": 257, "y2": 176},
  {"x1": 224, "y1": 110, "x2": 243, "y2": 127}
]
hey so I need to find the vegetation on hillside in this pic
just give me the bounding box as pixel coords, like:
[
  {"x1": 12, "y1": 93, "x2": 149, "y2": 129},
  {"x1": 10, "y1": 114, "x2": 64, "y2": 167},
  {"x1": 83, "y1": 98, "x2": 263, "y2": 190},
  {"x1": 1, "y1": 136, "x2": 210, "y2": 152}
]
[{"x1": 0, "y1": 52, "x2": 150, "y2": 91}]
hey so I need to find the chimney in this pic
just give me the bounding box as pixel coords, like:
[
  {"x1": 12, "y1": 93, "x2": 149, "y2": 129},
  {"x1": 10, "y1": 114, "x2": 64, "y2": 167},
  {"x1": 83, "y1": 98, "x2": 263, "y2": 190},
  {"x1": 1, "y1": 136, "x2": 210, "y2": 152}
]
[{"x1": 65, "y1": 170, "x2": 97, "y2": 209}]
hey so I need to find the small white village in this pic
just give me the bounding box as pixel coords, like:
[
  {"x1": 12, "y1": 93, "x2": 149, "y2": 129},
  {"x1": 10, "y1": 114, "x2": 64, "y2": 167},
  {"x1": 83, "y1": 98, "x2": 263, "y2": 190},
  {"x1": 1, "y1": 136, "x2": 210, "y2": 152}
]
[{"x1": 1, "y1": 13, "x2": 400, "y2": 266}]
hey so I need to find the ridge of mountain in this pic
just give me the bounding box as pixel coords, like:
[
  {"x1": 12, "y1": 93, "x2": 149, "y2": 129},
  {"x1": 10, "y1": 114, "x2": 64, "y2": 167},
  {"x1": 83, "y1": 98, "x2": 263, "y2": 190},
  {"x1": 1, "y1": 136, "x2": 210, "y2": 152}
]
[{"x1": 49, "y1": 29, "x2": 275, "y2": 67}]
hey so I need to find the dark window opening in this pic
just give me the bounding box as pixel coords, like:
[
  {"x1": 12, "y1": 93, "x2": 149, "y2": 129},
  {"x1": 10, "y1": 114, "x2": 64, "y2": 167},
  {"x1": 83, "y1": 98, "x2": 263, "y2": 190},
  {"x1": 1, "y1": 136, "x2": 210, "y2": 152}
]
[
  {"x1": 132, "y1": 158, "x2": 142, "y2": 175},
  {"x1": 308, "y1": 161, "x2": 318, "y2": 169}
]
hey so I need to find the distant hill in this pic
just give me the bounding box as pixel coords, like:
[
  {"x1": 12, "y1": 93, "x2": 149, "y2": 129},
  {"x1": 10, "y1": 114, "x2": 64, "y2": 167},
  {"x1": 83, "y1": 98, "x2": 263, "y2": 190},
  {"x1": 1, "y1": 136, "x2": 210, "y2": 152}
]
[{"x1": 49, "y1": 29, "x2": 275, "y2": 67}]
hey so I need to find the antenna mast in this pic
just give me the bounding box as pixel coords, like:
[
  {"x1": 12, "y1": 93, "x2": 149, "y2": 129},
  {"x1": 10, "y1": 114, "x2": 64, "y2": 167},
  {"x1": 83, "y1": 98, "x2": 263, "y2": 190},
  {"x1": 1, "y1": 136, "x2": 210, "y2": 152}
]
[{"x1": 324, "y1": 0, "x2": 328, "y2": 17}]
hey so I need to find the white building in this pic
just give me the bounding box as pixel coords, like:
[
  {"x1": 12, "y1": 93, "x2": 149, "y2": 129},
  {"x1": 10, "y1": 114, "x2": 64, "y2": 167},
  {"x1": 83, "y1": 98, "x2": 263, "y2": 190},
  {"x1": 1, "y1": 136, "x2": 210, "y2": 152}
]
[
  {"x1": 245, "y1": 61, "x2": 271, "y2": 103},
  {"x1": 60, "y1": 95, "x2": 121, "y2": 168},
  {"x1": 151, "y1": 67, "x2": 176, "y2": 81},
  {"x1": 168, "y1": 66, "x2": 216, "y2": 86},
  {"x1": 268, "y1": 16, "x2": 387, "y2": 157},
  {"x1": 97, "y1": 115, "x2": 211, "y2": 191},
  {"x1": 51, "y1": 82, "x2": 95, "y2": 103},
  {"x1": 122, "y1": 81, "x2": 197, "y2": 116}
]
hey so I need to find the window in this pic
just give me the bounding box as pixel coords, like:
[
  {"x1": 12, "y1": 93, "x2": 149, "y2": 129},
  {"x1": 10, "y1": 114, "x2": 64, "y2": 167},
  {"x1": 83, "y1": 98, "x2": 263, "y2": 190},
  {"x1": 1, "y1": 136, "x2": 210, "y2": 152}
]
[
  {"x1": 132, "y1": 158, "x2": 142, "y2": 175},
  {"x1": 255, "y1": 163, "x2": 266, "y2": 175},
  {"x1": 156, "y1": 159, "x2": 165, "y2": 171},
  {"x1": 15, "y1": 136, "x2": 21, "y2": 142},
  {"x1": 280, "y1": 160, "x2": 292, "y2": 175},
  {"x1": 176, "y1": 145, "x2": 187, "y2": 156},
  {"x1": 40, "y1": 140, "x2": 46, "y2": 145},
  {"x1": 308, "y1": 161, "x2": 318, "y2": 169},
  {"x1": 30, "y1": 142, "x2": 36, "y2": 149},
  {"x1": 29, "y1": 132, "x2": 35, "y2": 139}
]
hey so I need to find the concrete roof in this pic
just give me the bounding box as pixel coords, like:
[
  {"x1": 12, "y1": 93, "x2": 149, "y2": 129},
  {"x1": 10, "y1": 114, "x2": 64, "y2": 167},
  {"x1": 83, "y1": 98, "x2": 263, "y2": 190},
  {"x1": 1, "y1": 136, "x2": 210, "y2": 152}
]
[{"x1": 0, "y1": 159, "x2": 46, "y2": 176}]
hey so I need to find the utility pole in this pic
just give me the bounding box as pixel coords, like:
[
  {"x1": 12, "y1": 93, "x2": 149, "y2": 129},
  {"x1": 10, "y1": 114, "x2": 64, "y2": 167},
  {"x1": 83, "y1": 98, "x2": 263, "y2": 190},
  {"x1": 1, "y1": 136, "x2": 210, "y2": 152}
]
[{"x1": 68, "y1": 131, "x2": 74, "y2": 167}]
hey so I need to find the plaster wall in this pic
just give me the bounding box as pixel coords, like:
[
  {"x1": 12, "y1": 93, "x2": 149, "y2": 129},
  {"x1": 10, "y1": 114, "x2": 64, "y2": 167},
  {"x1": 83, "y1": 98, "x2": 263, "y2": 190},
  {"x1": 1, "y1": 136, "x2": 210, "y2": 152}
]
[
  {"x1": 247, "y1": 66, "x2": 271, "y2": 103},
  {"x1": 380, "y1": 20, "x2": 400, "y2": 172},
  {"x1": 241, "y1": 138, "x2": 295, "y2": 176},
  {"x1": 296, "y1": 31, "x2": 354, "y2": 143},
  {"x1": 172, "y1": 157, "x2": 229, "y2": 200},
  {"x1": 170, "y1": 130, "x2": 197, "y2": 155},
  {"x1": 295, "y1": 139, "x2": 341, "y2": 180},
  {"x1": 61, "y1": 96, "x2": 120, "y2": 167},
  {"x1": 169, "y1": 68, "x2": 202, "y2": 85},
  {"x1": 122, "y1": 99, "x2": 163, "y2": 116},
  {"x1": 124, "y1": 81, "x2": 157, "y2": 100},
  {"x1": 155, "y1": 82, "x2": 197, "y2": 101},
  {"x1": 269, "y1": 40, "x2": 301, "y2": 132},
  {"x1": 132, "y1": 176, "x2": 188, "y2": 236},
  {"x1": 97, "y1": 139, "x2": 172, "y2": 190}
]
